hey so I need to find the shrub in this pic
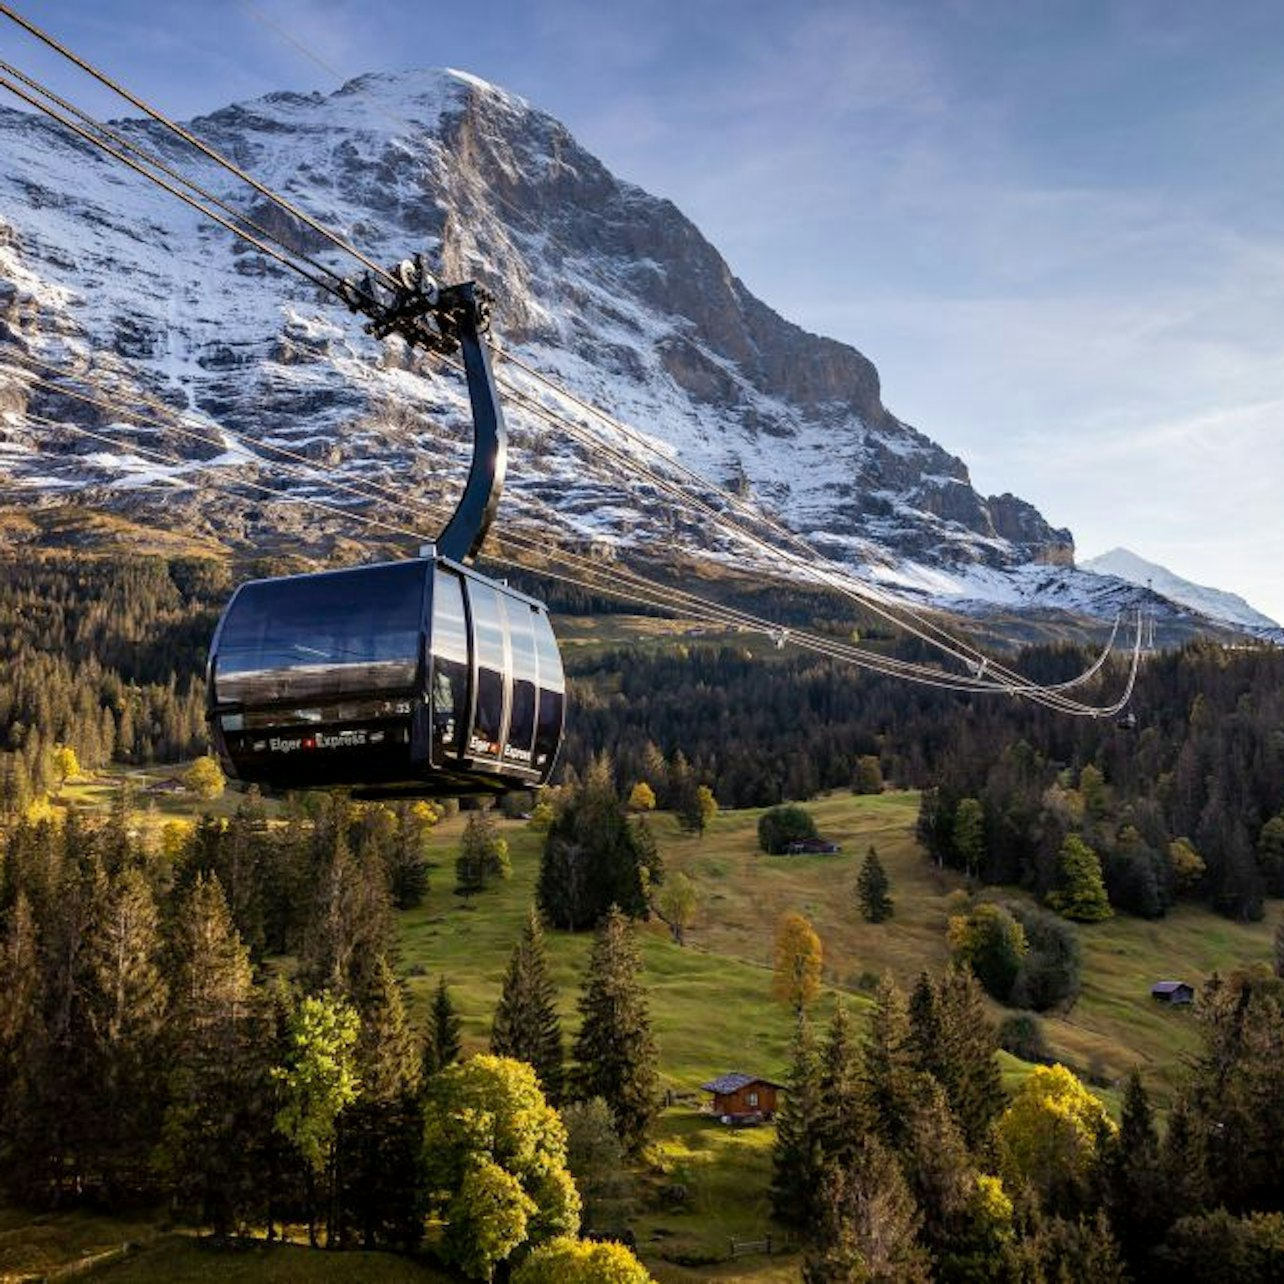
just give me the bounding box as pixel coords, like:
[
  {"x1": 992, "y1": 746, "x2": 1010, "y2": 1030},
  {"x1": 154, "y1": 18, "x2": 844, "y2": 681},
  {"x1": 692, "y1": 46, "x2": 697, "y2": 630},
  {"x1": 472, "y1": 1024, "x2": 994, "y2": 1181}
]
[
  {"x1": 948, "y1": 903, "x2": 1027, "y2": 1002},
  {"x1": 852, "y1": 755, "x2": 884, "y2": 795},
  {"x1": 513, "y1": 1235, "x2": 652, "y2": 1283},
  {"x1": 997, "y1": 1012, "x2": 1051, "y2": 1063},
  {"x1": 758, "y1": 804, "x2": 818, "y2": 855},
  {"x1": 1156, "y1": 1210, "x2": 1284, "y2": 1280},
  {"x1": 1009, "y1": 902, "x2": 1082, "y2": 1012}
]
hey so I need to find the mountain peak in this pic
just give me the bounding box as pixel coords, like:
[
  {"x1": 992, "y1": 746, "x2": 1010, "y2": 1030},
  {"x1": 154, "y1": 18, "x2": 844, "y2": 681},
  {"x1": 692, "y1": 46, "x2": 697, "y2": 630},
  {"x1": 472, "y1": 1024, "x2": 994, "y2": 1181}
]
[
  {"x1": 442, "y1": 67, "x2": 525, "y2": 105},
  {"x1": 320, "y1": 66, "x2": 529, "y2": 124},
  {"x1": 1080, "y1": 548, "x2": 1280, "y2": 632}
]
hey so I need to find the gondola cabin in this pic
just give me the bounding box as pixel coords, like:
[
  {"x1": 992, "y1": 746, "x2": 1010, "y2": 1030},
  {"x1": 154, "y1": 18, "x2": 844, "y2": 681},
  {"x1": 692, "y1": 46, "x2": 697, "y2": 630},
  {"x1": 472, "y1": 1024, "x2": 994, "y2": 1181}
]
[{"x1": 206, "y1": 555, "x2": 564, "y2": 799}]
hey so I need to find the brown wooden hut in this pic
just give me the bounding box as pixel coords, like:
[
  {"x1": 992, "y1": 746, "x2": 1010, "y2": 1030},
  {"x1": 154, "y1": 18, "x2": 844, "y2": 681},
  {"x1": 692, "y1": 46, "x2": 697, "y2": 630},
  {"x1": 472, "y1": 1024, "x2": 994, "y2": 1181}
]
[
  {"x1": 1151, "y1": 980, "x2": 1195, "y2": 1005},
  {"x1": 700, "y1": 1072, "x2": 785, "y2": 1123}
]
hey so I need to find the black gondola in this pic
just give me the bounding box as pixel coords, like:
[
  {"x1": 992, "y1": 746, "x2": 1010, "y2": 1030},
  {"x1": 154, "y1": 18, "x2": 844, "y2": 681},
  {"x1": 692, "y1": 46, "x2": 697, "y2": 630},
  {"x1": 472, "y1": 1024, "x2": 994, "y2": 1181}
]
[
  {"x1": 206, "y1": 272, "x2": 565, "y2": 797},
  {"x1": 207, "y1": 554, "x2": 564, "y2": 798}
]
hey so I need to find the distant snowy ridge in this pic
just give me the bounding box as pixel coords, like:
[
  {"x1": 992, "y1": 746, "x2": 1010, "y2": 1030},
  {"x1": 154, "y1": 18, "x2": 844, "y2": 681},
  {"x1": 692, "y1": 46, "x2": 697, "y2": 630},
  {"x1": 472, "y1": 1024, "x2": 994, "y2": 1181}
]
[{"x1": 1081, "y1": 548, "x2": 1281, "y2": 635}]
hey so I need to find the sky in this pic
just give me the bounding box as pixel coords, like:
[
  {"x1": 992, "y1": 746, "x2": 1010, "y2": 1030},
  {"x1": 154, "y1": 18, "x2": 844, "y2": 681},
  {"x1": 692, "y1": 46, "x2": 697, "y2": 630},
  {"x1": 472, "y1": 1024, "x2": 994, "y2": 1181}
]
[{"x1": 6, "y1": 0, "x2": 1284, "y2": 623}]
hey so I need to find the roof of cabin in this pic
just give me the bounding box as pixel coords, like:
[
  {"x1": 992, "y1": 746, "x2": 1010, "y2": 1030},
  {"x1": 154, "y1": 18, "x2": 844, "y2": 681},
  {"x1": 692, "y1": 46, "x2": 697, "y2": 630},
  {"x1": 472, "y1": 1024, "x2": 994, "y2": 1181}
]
[{"x1": 700, "y1": 1072, "x2": 785, "y2": 1095}]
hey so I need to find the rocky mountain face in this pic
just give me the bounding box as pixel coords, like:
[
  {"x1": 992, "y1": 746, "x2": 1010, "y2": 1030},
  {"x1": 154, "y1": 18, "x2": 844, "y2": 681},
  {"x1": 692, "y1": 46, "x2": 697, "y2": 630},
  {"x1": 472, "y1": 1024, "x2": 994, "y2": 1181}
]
[{"x1": 0, "y1": 67, "x2": 1131, "y2": 617}]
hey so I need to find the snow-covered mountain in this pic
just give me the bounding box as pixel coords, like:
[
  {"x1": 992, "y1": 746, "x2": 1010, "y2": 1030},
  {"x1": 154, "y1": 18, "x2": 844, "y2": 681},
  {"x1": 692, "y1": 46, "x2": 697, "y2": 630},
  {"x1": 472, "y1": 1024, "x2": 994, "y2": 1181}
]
[
  {"x1": 1081, "y1": 548, "x2": 1281, "y2": 638},
  {"x1": 0, "y1": 66, "x2": 1260, "y2": 641}
]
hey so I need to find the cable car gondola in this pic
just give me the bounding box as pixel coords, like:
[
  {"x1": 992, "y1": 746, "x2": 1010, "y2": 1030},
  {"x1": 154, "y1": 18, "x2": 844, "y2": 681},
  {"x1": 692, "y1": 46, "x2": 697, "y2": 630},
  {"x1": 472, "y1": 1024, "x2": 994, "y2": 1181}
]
[{"x1": 206, "y1": 275, "x2": 565, "y2": 798}]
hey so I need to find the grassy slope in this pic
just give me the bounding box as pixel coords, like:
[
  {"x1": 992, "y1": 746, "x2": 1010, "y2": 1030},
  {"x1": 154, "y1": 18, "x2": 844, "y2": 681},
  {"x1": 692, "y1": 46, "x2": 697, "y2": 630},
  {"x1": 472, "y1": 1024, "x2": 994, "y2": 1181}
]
[
  {"x1": 1054, "y1": 904, "x2": 1274, "y2": 1097},
  {"x1": 398, "y1": 789, "x2": 1277, "y2": 1280},
  {"x1": 91, "y1": 1237, "x2": 454, "y2": 1283},
  {"x1": 398, "y1": 794, "x2": 951, "y2": 1094}
]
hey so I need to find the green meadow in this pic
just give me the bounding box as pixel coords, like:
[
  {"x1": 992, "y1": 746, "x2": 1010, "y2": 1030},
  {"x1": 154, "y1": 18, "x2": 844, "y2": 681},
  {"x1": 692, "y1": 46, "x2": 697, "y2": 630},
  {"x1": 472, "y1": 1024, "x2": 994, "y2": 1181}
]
[{"x1": 391, "y1": 788, "x2": 1277, "y2": 1275}]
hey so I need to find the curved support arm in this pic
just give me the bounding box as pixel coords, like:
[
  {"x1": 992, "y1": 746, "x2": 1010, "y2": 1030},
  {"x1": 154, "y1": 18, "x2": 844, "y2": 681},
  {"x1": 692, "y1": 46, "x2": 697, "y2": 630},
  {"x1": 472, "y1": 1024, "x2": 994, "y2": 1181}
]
[
  {"x1": 434, "y1": 283, "x2": 507, "y2": 564},
  {"x1": 337, "y1": 265, "x2": 507, "y2": 566}
]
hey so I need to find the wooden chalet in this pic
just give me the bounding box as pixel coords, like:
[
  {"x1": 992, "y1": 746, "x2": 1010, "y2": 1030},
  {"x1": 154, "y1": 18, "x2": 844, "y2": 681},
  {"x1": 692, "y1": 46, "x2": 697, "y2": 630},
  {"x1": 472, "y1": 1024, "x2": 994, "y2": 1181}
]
[
  {"x1": 700, "y1": 1072, "x2": 785, "y2": 1123},
  {"x1": 782, "y1": 838, "x2": 842, "y2": 855},
  {"x1": 1151, "y1": 980, "x2": 1195, "y2": 1005}
]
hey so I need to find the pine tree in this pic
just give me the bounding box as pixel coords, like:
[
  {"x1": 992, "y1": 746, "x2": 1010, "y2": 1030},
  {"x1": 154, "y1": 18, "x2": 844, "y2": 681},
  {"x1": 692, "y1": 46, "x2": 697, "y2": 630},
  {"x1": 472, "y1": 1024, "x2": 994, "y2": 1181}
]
[
  {"x1": 84, "y1": 863, "x2": 169, "y2": 1195},
  {"x1": 640, "y1": 742, "x2": 669, "y2": 807},
  {"x1": 422, "y1": 976, "x2": 463, "y2": 1079},
  {"x1": 216, "y1": 792, "x2": 270, "y2": 959},
  {"x1": 386, "y1": 801, "x2": 432, "y2": 909},
  {"x1": 454, "y1": 844, "x2": 485, "y2": 903},
  {"x1": 803, "y1": 1137, "x2": 930, "y2": 1283},
  {"x1": 907, "y1": 971, "x2": 944, "y2": 1081},
  {"x1": 770, "y1": 1013, "x2": 825, "y2": 1227},
  {"x1": 158, "y1": 872, "x2": 267, "y2": 1237},
  {"x1": 490, "y1": 908, "x2": 564, "y2": 1102},
  {"x1": 459, "y1": 809, "x2": 510, "y2": 894},
  {"x1": 570, "y1": 905, "x2": 659, "y2": 1153},
  {"x1": 0, "y1": 892, "x2": 45, "y2": 1187},
  {"x1": 935, "y1": 965, "x2": 1007, "y2": 1150},
  {"x1": 15, "y1": 818, "x2": 105, "y2": 1200},
  {"x1": 0, "y1": 892, "x2": 40, "y2": 1070},
  {"x1": 355, "y1": 954, "x2": 421, "y2": 1102},
  {"x1": 900, "y1": 1078, "x2": 977, "y2": 1265},
  {"x1": 562, "y1": 1097, "x2": 634, "y2": 1233},
  {"x1": 860, "y1": 972, "x2": 918, "y2": 1152},
  {"x1": 1047, "y1": 834, "x2": 1113, "y2": 922},
  {"x1": 1105, "y1": 1068, "x2": 1165, "y2": 1274},
  {"x1": 856, "y1": 845, "x2": 894, "y2": 922},
  {"x1": 1159, "y1": 1094, "x2": 1211, "y2": 1216},
  {"x1": 300, "y1": 814, "x2": 392, "y2": 999},
  {"x1": 816, "y1": 1000, "x2": 868, "y2": 1171},
  {"x1": 340, "y1": 954, "x2": 424, "y2": 1249},
  {"x1": 537, "y1": 757, "x2": 660, "y2": 930},
  {"x1": 260, "y1": 811, "x2": 311, "y2": 956},
  {"x1": 1031, "y1": 1211, "x2": 1126, "y2": 1282}
]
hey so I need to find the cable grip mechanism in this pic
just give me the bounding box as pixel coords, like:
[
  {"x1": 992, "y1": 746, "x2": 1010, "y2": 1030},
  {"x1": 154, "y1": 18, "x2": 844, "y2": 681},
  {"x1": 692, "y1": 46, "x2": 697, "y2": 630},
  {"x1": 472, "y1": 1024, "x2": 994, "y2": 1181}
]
[{"x1": 337, "y1": 254, "x2": 492, "y2": 357}]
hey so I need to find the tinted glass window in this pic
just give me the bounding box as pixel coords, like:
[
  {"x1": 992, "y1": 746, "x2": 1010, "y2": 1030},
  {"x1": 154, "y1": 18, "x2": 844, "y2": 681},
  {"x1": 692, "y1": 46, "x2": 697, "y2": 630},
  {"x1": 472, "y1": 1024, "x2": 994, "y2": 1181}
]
[
  {"x1": 430, "y1": 568, "x2": 469, "y2": 759},
  {"x1": 214, "y1": 562, "x2": 425, "y2": 705},
  {"x1": 531, "y1": 609, "x2": 564, "y2": 775},
  {"x1": 504, "y1": 598, "x2": 538, "y2": 760},
  {"x1": 533, "y1": 611, "x2": 565, "y2": 694},
  {"x1": 467, "y1": 579, "x2": 507, "y2": 757},
  {"x1": 533, "y1": 689, "x2": 564, "y2": 773}
]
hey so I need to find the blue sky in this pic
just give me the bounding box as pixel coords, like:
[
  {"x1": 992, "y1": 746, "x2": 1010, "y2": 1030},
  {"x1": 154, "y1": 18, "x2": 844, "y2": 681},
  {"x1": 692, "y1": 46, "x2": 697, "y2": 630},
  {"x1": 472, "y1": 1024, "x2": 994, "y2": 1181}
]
[{"x1": 8, "y1": 0, "x2": 1284, "y2": 623}]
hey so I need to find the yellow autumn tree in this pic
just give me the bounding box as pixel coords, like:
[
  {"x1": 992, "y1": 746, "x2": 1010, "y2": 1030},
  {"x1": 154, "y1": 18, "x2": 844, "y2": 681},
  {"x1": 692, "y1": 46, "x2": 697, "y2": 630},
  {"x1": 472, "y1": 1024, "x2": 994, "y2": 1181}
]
[
  {"x1": 772, "y1": 911, "x2": 823, "y2": 1015},
  {"x1": 994, "y1": 1063, "x2": 1117, "y2": 1211},
  {"x1": 52, "y1": 744, "x2": 81, "y2": 794},
  {"x1": 514, "y1": 1235, "x2": 652, "y2": 1282},
  {"x1": 183, "y1": 754, "x2": 226, "y2": 804},
  {"x1": 627, "y1": 781, "x2": 657, "y2": 812}
]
